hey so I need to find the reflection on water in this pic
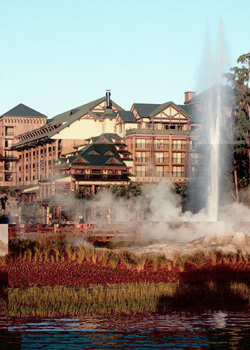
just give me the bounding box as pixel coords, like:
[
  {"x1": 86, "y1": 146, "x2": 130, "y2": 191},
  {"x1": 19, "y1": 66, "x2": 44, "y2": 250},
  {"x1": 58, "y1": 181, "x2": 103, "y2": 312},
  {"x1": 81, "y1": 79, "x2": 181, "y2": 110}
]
[{"x1": 2, "y1": 312, "x2": 250, "y2": 349}]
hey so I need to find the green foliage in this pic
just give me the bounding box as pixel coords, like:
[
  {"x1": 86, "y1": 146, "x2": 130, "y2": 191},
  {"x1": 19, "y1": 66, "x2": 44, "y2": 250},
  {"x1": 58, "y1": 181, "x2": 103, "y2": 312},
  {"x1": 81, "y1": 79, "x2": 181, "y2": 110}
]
[
  {"x1": 73, "y1": 186, "x2": 92, "y2": 200},
  {"x1": 110, "y1": 181, "x2": 142, "y2": 199},
  {"x1": 225, "y1": 52, "x2": 250, "y2": 189},
  {"x1": 9, "y1": 238, "x2": 37, "y2": 255}
]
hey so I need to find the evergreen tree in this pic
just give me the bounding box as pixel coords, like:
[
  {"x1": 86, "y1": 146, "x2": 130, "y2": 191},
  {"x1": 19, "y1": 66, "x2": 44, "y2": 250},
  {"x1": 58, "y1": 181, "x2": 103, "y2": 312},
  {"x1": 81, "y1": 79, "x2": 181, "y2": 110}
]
[{"x1": 225, "y1": 53, "x2": 250, "y2": 192}]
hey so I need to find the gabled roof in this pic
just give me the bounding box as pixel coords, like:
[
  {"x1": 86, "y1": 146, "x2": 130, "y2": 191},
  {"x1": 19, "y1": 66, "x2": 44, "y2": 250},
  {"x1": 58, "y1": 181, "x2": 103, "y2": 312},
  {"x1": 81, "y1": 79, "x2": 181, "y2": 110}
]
[
  {"x1": 13, "y1": 98, "x2": 124, "y2": 148},
  {"x1": 118, "y1": 111, "x2": 137, "y2": 123},
  {"x1": 89, "y1": 133, "x2": 123, "y2": 144},
  {"x1": 70, "y1": 143, "x2": 127, "y2": 167},
  {"x1": 1, "y1": 103, "x2": 46, "y2": 118},
  {"x1": 132, "y1": 103, "x2": 161, "y2": 118},
  {"x1": 132, "y1": 101, "x2": 201, "y2": 124},
  {"x1": 48, "y1": 96, "x2": 106, "y2": 126}
]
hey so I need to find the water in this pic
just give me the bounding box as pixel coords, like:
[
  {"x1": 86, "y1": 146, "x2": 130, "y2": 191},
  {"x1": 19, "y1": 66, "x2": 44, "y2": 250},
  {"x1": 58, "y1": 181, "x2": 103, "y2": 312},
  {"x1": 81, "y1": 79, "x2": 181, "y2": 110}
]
[{"x1": 2, "y1": 312, "x2": 250, "y2": 349}]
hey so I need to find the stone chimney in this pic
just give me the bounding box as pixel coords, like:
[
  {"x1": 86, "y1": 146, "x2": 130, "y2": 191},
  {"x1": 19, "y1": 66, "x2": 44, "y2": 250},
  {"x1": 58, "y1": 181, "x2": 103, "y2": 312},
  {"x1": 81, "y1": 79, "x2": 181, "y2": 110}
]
[
  {"x1": 184, "y1": 91, "x2": 196, "y2": 104},
  {"x1": 106, "y1": 90, "x2": 112, "y2": 109}
]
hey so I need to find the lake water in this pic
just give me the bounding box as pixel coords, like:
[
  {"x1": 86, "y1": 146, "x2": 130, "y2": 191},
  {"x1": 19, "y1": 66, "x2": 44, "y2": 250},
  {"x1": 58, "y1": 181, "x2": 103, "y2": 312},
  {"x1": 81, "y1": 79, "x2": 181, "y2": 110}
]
[{"x1": 1, "y1": 311, "x2": 250, "y2": 349}]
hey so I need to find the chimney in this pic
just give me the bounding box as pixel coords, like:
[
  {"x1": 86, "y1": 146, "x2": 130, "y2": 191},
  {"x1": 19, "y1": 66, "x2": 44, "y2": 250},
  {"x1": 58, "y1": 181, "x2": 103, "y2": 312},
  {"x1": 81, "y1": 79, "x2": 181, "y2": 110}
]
[
  {"x1": 184, "y1": 91, "x2": 196, "y2": 104},
  {"x1": 106, "y1": 90, "x2": 112, "y2": 109}
]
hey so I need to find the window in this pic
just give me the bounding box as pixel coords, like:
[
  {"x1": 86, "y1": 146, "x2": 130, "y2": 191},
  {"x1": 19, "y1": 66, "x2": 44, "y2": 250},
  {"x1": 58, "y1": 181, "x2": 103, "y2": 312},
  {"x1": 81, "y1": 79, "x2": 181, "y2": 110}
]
[
  {"x1": 136, "y1": 139, "x2": 149, "y2": 149},
  {"x1": 173, "y1": 140, "x2": 185, "y2": 150},
  {"x1": 156, "y1": 166, "x2": 163, "y2": 177},
  {"x1": 5, "y1": 126, "x2": 14, "y2": 136},
  {"x1": 5, "y1": 139, "x2": 13, "y2": 148},
  {"x1": 135, "y1": 166, "x2": 147, "y2": 177},
  {"x1": 135, "y1": 152, "x2": 147, "y2": 163},
  {"x1": 5, "y1": 151, "x2": 13, "y2": 158},
  {"x1": 190, "y1": 153, "x2": 199, "y2": 165},
  {"x1": 5, "y1": 173, "x2": 13, "y2": 182},
  {"x1": 172, "y1": 153, "x2": 182, "y2": 164},
  {"x1": 172, "y1": 166, "x2": 184, "y2": 178},
  {"x1": 155, "y1": 152, "x2": 163, "y2": 164},
  {"x1": 4, "y1": 162, "x2": 13, "y2": 171}
]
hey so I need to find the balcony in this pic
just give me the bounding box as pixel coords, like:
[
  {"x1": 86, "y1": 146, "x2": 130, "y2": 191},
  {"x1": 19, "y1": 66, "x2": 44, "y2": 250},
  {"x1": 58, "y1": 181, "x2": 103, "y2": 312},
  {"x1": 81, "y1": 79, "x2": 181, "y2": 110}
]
[{"x1": 126, "y1": 128, "x2": 190, "y2": 136}]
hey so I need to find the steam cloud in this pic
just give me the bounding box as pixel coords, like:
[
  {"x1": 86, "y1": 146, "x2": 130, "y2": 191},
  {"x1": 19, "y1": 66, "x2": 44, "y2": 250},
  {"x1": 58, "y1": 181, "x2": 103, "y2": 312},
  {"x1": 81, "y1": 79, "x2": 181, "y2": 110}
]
[{"x1": 52, "y1": 180, "x2": 250, "y2": 244}]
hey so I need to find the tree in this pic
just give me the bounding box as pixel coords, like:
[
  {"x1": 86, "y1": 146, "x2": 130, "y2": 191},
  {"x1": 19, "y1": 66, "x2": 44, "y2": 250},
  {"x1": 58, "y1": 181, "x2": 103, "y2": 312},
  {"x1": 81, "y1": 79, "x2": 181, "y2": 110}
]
[
  {"x1": 225, "y1": 53, "x2": 250, "y2": 194},
  {"x1": 110, "y1": 182, "x2": 142, "y2": 199}
]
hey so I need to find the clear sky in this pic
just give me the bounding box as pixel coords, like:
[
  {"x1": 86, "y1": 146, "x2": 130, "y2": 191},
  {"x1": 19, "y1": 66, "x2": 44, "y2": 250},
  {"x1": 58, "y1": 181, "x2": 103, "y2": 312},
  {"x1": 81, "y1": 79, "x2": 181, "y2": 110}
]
[{"x1": 0, "y1": 0, "x2": 249, "y2": 117}]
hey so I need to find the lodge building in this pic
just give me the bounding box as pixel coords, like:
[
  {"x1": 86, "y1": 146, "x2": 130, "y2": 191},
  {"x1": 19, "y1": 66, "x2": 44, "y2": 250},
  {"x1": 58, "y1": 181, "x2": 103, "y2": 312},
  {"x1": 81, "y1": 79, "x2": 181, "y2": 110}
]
[{"x1": 0, "y1": 90, "x2": 205, "y2": 222}]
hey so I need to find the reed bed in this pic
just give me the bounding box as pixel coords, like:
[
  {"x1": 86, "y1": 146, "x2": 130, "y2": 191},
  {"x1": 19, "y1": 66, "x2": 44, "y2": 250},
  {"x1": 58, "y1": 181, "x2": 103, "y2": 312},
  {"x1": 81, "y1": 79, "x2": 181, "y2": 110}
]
[
  {"x1": 8, "y1": 238, "x2": 250, "y2": 266},
  {"x1": 8, "y1": 281, "x2": 250, "y2": 318},
  {"x1": 8, "y1": 282, "x2": 176, "y2": 317}
]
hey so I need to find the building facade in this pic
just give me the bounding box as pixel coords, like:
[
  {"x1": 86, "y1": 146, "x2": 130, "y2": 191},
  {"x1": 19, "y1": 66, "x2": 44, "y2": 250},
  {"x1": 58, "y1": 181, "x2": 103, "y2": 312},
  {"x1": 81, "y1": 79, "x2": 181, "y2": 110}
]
[
  {"x1": 0, "y1": 104, "x2": 47, "y2": 187},
  {"x1": 117, "y1": 93, "x2": 201, "y2": 184},
  {"x1": 12, "y1": 93, "x2": 123, "y2": 189}
]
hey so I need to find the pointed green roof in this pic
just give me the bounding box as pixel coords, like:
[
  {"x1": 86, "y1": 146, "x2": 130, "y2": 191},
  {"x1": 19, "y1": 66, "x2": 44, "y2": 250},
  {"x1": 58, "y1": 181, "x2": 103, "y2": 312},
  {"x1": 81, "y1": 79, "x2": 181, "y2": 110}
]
[{"x1": 1, "y1": 103, "x2": 46, "y2": 118}]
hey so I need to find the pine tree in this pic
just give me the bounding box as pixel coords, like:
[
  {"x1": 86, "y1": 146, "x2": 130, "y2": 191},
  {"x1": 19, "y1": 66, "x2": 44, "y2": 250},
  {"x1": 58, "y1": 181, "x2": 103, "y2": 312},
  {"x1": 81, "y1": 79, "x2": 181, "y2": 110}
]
[{"x1": 225, "y1": 53, "x2": 250, "y2": 193}]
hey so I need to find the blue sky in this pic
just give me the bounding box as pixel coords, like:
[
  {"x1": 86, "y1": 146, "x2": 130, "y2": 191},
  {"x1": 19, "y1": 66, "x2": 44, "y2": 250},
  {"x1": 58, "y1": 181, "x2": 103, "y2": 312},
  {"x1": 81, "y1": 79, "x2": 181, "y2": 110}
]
[{"x1": 0, "y1": 0, "x2": 249, "y2": 117}]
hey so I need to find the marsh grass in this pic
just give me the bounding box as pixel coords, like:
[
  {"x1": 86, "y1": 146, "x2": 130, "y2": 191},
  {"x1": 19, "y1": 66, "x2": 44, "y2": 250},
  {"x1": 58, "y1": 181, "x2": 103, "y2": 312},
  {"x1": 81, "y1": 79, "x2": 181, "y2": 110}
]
[
  {"x1": 99, "y1": 250, "x2": 110, "y2": 267},
  {"x1": 187, "y1": 251, "x2": 207, "y2": 269},
  {"x1": 8, "y1": 283, "x2": 178, "y2": 317},
  {"x1": 8, "y1": 281, "x2": 250, "y2": 318},
  {"x1": 120, "y1": 250, "x2": 135, "y2": 269},
  {"x1": 8, "y1": 237, "x2": 250, "y2": 271},
  {"x1": 172, "y1": 250, "x2": 180, "y2": 268},
  {"x1": 135, "y1": 254, "x2": 148, "y2": 272},
  {"x1": 109, "y1": 252, "x2": 119, "y2": 269}
]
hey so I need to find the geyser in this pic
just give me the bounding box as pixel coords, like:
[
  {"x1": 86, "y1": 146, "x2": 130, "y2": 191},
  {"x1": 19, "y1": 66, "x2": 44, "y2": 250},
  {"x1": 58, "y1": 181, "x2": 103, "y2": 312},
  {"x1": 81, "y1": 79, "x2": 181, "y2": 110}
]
[{"x1": 198, "y1": 22, "x2": 230, "y2": 222}]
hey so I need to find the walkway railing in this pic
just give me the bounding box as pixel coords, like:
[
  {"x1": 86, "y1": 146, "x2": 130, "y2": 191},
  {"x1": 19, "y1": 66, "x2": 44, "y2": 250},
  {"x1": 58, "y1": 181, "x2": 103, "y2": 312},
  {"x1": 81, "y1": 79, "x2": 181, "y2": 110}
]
[{"x1": 8, "y1": 224, "x2": 137, "y2": 242}]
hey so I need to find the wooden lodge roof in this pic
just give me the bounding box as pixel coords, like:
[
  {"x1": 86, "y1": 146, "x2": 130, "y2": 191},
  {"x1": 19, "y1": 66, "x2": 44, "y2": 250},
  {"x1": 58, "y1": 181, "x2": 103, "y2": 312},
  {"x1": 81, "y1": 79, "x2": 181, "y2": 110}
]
[
  {"x1": 131, "y1": 101, "x2": 201, "y2": 123},
  {"x1": 117, "y1": 111, "x2": 137, "y2": 123},
  {"x1": 12, "y1": 97, "x2": 124, "y2": 149}
]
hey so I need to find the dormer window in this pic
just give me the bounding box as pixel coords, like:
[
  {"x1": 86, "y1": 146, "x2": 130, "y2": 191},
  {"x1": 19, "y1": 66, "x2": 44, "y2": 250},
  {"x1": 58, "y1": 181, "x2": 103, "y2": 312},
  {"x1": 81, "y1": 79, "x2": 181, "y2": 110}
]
[
  {"x1": 88, "y1": 150, "x2": 100, "y2": 156},
  {"x1": 104, "y1": 151, "x2": 115, "y2": 156}
]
